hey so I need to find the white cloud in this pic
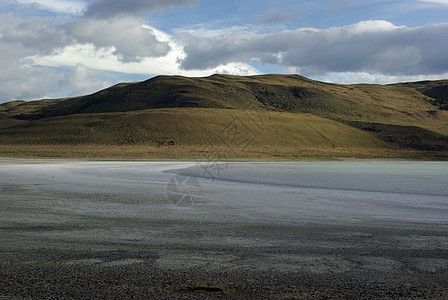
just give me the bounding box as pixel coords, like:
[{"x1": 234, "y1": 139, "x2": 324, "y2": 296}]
[
  {"x1": 174, "y1": 25, "x2": 258, "y2": 39},
  {"x1": 418, "y1": 0, "x2": 448, "y2": 5},
  {"x1": 179, "y1": 20, "x2": 448, "y2": 78},
  {"x1": 320, "y1": 71, "x2": 448, "y2": 85},
  {"x1": 0, "y1": 64, "x2": 62, "y2": 101},
  {"x1": 0, "y1": 12, "x2": 183, "y2": 101},
  {"x1": 1, "y1": 2, "x2": 448, "y2": 103},
  {"x1": 0, "y1": 42, "x2": 63, "y2": 101},
  {"x1": 15, "y1": 0, "x2": 87, "y2": 14},
  {"x1": 0, "y1": 14, "x2": 66, "y2": 101},
  {"x1": 32, "y1": 26, "x2": 260, "y2": 78},
  {"x1": 344, "y1": 20, "x2": 402, "y2": 34},
  {"x1": 58, "y1": 63, "x2": 112, "y2": 96},
  {"x1": 65, "y1": 17, "x2": 171, "y2": 62},
  {"x1": 0, "y1": 14, "x2": 67, "y2": 52}
]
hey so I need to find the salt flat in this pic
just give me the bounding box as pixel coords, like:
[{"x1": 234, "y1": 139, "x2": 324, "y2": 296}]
[{"x1": 1, "y1": 160, "x2": 447, "y2": 298}]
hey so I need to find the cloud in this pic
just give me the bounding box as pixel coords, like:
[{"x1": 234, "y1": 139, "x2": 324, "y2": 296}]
[
  {"x1": 174, "y1": 25, "x2": 257, "y2": 39},
  {"x1": 418, "y1": 0, "x2": 448, "y2": 5},
  {"x1": 13, "y1": 0, "x2": 199, "y2": 16},
  {"x1": 2, "y1": 0, "x2": 448, "y2": 103},
  {"x1": 0, "y1": 41, "x2": 62, "y2": 101},
  {"x1": 257, "y1": 8, "x2": 297, "y2": 25},
  {"x1": 0, "y1": 14, "x2": 66, "y2": 101},
  {"x1": 33, "y1": 26, "x2": 260, "y2": 78},
  {"x1": 179, "y1": 20, "x2": 448, "y2": 77},
  {"x1": 83, "y1": 0, "x2": 197, "y2": 18},
  {"x1": 320, "y1": 71, "x2": 448, "y2": 85},
  {"x1": 14, "y1": 0, "x2": 87, "y2": 14},
  {"x1": 0, "y1": 62, "x2": 62, "y2": 102},
  {"x1": 0, "y1": 14, "x2": 67, "y2": 53},
  {"x1": 65, "y1": 17, "x2": 171, "y2": 62},
  {"x1": 58, "y1": 63, "x2": 112, "y2": 96},
  {"x1": 0, "y1": 12, "x2": 175, "y2": 100},
  {"x1": 0, "y1": 9, "x2": 257, "y2": 102}
]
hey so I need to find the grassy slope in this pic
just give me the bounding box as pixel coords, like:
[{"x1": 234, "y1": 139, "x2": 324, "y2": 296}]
[
  {"x1": 394, "y1": 80, "x2": 448, "y2": 109},
  {"x1": 0, "y1": 108, "x2": 389, "y2": 158},
  {"x1": 1, "y1": 74, "x2": 448, "y2": 159}
]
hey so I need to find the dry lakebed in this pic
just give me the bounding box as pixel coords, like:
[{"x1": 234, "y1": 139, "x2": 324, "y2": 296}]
[{"x1": 0, "y1": 159, "x2": 447, "y2": 299}]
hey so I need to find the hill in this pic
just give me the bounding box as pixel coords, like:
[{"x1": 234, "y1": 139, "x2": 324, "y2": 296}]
[
  {"x1": 395, "y1": 80, "x2": 448, "y2": 110},
  {"x1": 1, "y1": 74, "x2": 448, "y2": 159}
]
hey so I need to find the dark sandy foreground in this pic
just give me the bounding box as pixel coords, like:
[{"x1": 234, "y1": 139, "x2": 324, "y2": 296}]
[
  {"x1": 0, "y1": 160, "x2": 447, "y2": 299},
  {"x1": 1, "y1": 232, "x2": 448, "y2": 299}
]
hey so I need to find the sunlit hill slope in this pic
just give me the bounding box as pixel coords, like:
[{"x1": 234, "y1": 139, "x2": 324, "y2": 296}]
[{"x1": 1, "y1": 74, "x2": 447, "y2": 159}]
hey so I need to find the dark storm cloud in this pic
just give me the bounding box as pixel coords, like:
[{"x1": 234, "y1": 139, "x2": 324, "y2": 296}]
[
  {"x1": 83, "y1": 0, "x2": 197, "y2": 18},
  {"x1": 179, "y1": 21, "x2": 448, "y2": 76}
]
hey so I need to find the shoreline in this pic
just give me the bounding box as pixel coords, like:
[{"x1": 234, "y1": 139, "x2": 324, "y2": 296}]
[
  {"x1": 1, "y1": 142, "x2": 448, "y2": 162},
  {"x1": 2, "y1": 156, "x2": 448, "y2": 163}
]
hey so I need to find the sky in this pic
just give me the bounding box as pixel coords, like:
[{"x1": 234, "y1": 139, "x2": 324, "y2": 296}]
[{"x1": 1, "y1": 0, "x2": 448, "y2": 103}]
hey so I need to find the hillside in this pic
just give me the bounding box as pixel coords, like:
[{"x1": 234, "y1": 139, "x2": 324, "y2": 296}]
[
  {"x1": 1, "y1": 74, "x2": 448, "y2": 159},
  {"x1": 395, "y1": 80, "x2": 448, "y2": 110}
]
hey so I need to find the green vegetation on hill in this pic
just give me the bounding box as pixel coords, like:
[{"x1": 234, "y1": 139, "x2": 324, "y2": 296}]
[
  {"x1": 394, "y1": 80, "x2": 448, "y2": 109},
  {"x1": 1, "y1": 74, "x2": 448, "y2": 159}
]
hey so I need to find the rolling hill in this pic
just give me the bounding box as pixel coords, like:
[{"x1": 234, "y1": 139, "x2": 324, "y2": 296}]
[{"x1": 1, "y1": 74, "x2": 448, "y2": 159}]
